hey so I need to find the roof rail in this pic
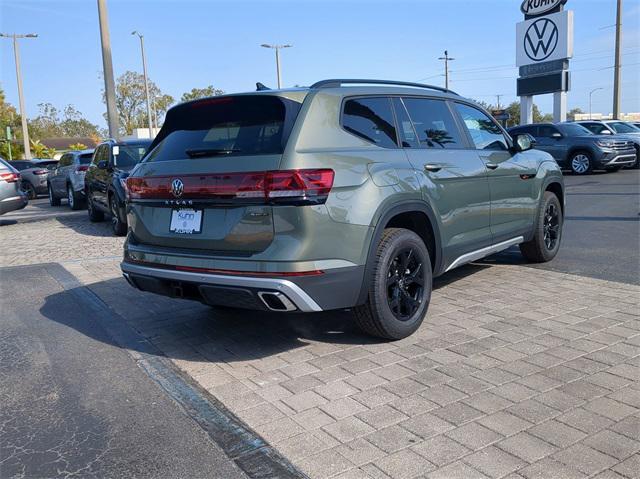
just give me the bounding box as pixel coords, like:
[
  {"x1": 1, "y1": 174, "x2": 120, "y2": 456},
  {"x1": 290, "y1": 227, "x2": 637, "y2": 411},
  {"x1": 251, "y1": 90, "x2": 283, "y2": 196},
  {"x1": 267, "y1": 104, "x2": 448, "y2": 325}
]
[{"x1": 310, "y1": 79, "x2": 458, "y2": 96}]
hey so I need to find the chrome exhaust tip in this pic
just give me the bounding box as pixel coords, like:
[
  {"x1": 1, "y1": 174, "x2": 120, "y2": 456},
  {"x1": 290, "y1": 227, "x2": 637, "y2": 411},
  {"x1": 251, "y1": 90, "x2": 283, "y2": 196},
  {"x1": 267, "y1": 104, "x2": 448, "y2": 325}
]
[{"x1": 258, "y1": 291, "x2": 297, "y2": 312}]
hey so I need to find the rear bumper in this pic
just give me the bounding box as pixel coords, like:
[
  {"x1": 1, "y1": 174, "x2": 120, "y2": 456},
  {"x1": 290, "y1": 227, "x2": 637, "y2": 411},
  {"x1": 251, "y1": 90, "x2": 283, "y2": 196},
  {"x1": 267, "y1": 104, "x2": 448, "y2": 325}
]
[
  {"x1": 121, "y1": 260, "x2": 364, "y2": 312},
  {"x1": 0, "y1": 195, "x2": 28, "y2": 215}
]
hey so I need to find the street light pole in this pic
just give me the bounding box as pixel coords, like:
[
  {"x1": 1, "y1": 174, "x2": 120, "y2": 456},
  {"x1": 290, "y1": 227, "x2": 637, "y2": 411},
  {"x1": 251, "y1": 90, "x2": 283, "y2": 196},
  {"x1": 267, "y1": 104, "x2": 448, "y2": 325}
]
[
  {"x1": 261, "y1": 44, "x2": 292, "y2": 89},
  {"x1": 438, "y1": 50, "x2": 455, "y2": 90},
  {"x1": 589, "y1": 88, "x2": 604, "y2": 120},
  {"x1": 97, "y1": 0, "x2": 119, "y2": 139},
  {"x1": 132, "y1": 31, "x2": 154, "y2": 139},
  {"x1": 612, "y1": 0, "x2": 623, "y2": 119},
  {"x1": 1, "y1": 33, "x2": 37, "y2": 159}
]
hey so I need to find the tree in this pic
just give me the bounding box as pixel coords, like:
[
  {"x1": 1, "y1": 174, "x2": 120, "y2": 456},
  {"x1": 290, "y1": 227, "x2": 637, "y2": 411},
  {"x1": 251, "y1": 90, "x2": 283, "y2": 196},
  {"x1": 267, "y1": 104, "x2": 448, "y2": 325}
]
[
  {"x1": 30, "y1": 139, "x2": 56, "y2": 158},
  {"x1": 568, "y1": 108, "x2": 584, "y2": 121},
  {"x1": 503, "y1": 101, "x2": 553, "y2": 127},
  {"x1": 180, "y1": 85, "x2": 225, "y2": 103},
  {"x1": 69, "y1": 142, "x2": 88, "y2": 150},
  {"x1": 28, "y1": 102, "x2": 101, "y2": 140},
  {"x1": 0, "y1": 87, "x2": 23, "y2": 159},
  {"x1": 106, "y1": 71, "x2": 175, "y2": 136}
]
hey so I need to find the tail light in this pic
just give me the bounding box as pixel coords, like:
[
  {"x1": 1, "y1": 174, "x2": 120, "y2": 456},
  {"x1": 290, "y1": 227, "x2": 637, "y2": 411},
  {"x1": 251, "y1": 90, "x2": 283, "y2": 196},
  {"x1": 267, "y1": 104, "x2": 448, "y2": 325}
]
[
  {"x1": 76, "y1": 165, "x2": 89, "y2": 173},
  {"x1": 126, "y1": 169, "x2": 335, "y2": 205},
  {"x1": 0, "y1": 171, "x2": 20, "y2": 183},
  {"x1": 33, "y1": 169, "x2": 48, "y2": 175}
]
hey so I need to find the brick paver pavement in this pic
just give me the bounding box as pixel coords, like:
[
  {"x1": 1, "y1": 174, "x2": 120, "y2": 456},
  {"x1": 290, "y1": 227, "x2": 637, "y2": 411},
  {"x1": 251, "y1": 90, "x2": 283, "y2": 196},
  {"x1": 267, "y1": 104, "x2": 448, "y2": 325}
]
[{"x1": 2, "y1": 214, "x2": 639, "y2": 479}]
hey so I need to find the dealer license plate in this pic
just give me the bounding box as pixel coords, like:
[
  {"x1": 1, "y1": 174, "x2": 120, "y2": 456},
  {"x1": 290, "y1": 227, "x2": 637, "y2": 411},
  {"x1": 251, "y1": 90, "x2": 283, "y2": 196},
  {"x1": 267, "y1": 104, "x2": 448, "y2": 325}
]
[{"x1": 170, "y1": 209, "x2": 202, "y2": 234}]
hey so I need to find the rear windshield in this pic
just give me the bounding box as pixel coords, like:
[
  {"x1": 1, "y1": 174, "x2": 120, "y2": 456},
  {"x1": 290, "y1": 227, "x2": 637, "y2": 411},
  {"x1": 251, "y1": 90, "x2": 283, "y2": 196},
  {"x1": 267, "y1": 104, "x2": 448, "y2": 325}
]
[
  {"x1": 79, "y1": 153, "x2": 94, "y2": 164},
  {"x1": 144, "y1": 95, "x2": 300, "y2": 163},
  {"x1": 115, "y1": 144, "x2": 149, "y2": 167}
]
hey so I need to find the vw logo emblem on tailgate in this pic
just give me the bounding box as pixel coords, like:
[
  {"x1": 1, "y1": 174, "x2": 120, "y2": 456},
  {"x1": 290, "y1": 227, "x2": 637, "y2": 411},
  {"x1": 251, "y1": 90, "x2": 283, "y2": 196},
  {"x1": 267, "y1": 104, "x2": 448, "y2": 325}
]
[
  {"x1": 170, "y1": 178, "x2": 184, "y2": 198},
  {"x1": 524, "y1": 17, "x2": 559, "y2": 61}
]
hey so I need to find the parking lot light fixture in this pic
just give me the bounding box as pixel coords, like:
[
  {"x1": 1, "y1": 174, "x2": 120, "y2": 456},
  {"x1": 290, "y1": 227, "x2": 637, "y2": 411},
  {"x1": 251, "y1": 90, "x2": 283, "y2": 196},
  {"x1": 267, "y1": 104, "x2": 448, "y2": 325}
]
[
  {"x1": 261, "y1": 44, "x2": 292, "y2": 89},
  {"x1": 132, "y1": 30, "x2": 154, "y2": 139},
  {"x1": 0, "y1": 32, "x2": 38, "y2": 159}
]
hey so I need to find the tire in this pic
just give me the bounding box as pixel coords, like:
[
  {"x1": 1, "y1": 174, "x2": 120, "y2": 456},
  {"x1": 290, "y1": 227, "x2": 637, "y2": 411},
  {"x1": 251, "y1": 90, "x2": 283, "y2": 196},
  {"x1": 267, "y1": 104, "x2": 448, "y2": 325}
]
[
  {"x1": 67, "y1": 184, "x2": 83, "y2": 210},
  {"x1": 22, "y1": 182, "x2": 37, "y2": 200},
  {"x1": 48, "y1": 183, "x2": 61, "y2": 206},
  {"x1": 87, "y1": 194, "x2": 104, "y2": 222},
  {"x1": 519, "y1": 191, "x2": 563, "y2": 263},
  {"x1": 632, "y1": 148, "x2": 640, "y2": 169},
  {"x1": 353, "y1": 228, "x2": 432, "y2": 340},
  {"x1": 569, "y1": 151, "x2": 593, "y2": 175},
  {"x1": 110, "y1": 194, "x2": 127, "y2": 236}
]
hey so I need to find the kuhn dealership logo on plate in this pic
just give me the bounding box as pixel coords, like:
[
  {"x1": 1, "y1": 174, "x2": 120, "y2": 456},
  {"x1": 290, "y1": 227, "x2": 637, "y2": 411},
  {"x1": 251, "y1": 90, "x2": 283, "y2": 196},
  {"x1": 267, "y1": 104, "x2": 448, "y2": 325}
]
[{"x1": 521, "y1": 0, "x2": 566, "y2": 16}]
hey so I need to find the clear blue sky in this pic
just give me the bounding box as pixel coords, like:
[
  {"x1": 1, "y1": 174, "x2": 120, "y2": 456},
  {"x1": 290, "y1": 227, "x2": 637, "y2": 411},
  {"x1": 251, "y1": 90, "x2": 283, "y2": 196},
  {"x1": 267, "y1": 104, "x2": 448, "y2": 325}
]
[{"x1": 1, "y1": 0, "x2": 639, "y2": 128}]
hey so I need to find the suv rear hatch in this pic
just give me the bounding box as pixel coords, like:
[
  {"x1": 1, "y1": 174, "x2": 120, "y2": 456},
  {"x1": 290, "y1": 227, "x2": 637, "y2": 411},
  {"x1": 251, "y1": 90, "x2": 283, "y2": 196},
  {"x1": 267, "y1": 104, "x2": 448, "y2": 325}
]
[{"x1": 127, "y1": 94, "x2": 322, "y2": 256}]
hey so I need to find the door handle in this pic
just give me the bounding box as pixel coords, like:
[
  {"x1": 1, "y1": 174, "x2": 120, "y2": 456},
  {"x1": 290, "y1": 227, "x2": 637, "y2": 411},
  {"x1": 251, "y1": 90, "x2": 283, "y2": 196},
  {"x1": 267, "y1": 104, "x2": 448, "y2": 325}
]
[
  {"x1": 424, "y1": 164, "x2": 442, "y2": 172},
  {"x1": 486, "y1": 163, "x2": 499, "y2": 170}
]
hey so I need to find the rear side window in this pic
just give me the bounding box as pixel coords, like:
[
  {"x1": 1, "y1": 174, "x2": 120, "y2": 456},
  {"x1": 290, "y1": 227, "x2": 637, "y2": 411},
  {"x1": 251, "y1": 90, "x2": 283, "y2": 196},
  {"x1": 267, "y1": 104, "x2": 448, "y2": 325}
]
[
  {"x1": 455, "y1": 103, "x2": 509, "y2": 151},
  {"x1": 114, "y1": 144, "x2": 148, "y2": 167},
  {"x1": 402, "y1": 98, "x2": 463, "y2": 149},
  {"x1": 342, "y1": 97, "x2": 398, "y2": 148},
  {"x1": 144, "y1": 95, "x2": 300, "y2": 162},
  {"x1": 79, "y1": 153, "x2": 93, "y2": 164}
]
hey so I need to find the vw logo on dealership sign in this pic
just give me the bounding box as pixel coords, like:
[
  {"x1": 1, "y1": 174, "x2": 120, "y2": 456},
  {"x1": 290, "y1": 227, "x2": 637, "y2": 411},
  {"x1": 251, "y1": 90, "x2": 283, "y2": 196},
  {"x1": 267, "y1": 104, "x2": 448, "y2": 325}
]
[
  {"x1": 524, "y1": 17, "x2": 559, "y2": 61},
  {"x1": 170, "y1": 178, "x2": 184, "y2": 198}
]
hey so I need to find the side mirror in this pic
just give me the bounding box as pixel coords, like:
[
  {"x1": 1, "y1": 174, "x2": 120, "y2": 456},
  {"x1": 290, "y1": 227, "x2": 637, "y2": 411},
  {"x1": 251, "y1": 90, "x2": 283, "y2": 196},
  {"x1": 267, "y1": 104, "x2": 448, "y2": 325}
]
[
  {"x1": 513, "y1": 133, "x2": 535, "y2": 152},
  {"x1": 97, "y1": 160, "x2": 108, "y2": 169},
  {"x1": 600, "y1": 129, "x2": 612, "y2": 135},
  {"x1": 551, "y1": 132, "x2": 563, "y2": 139}
]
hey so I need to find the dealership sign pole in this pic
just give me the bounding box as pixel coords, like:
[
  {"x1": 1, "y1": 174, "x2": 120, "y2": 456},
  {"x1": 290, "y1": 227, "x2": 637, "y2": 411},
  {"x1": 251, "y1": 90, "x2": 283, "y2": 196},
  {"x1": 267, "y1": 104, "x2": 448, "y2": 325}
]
[{"x1": 517, "y1": 0, "x2": 573, "y2": 124}]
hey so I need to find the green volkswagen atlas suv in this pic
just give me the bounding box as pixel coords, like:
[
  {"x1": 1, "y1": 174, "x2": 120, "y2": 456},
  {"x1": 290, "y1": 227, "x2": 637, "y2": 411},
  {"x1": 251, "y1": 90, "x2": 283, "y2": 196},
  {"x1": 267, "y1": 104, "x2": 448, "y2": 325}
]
[{"x1": 121, "y1": 79, "x2": 564, "y2": 340}]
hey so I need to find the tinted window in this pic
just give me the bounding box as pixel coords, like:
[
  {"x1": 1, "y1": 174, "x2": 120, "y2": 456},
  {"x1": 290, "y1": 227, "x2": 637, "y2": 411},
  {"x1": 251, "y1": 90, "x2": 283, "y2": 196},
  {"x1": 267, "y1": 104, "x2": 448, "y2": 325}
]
[
  {"x1": 145, "y1": 96, "x2": 299, "y2": 162},
  {"x1": 511, "y1": 125, "x2": 538, "y2": 136},
  {"x1": 10, "y1": 160, "x2": 34, "y2": 171},
  {"x1": 59, "y1": 154, "x2": 72, "y2": 167},
  {"x1": 455, "y1": 103, "x2": 508, "y2": 150},
  {"x1": 403, "y1": 98, "x2": 463, "y2": 149},
  {"x1": 608, "y1": 121, "x2": 640, "y2": 133},
  {"x1": 78, "y1": 153, "x2": 93, "y2": 164},
  {"x1": 539, "y1": 125, "x2": 560, "y2": 137},
  {"x1": 342, "y1": 97, "x2": 397, "y2": 148},
  {"x1": 392, "y1": 98, "x2": 419, "y2": 148},
  {"x1": 580, "y1": 123, "x2": 607, "y2": 135},
  {"x1": 114, "y1": 144, "x2": 149, "y2": 168},
  {"x1": 557, "y1": 123, "x2": 591, "y2": 137}
]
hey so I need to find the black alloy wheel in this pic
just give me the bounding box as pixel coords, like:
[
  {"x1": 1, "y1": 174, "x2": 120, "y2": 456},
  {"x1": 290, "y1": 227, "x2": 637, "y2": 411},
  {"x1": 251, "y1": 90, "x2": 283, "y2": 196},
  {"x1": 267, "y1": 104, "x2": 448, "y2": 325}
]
[
  {"x1": 386, "y1": 248, "x2": 425, "y2": 320},
  {"x1": 543, "y1": 202, "x2": 560, "y2": 251}
]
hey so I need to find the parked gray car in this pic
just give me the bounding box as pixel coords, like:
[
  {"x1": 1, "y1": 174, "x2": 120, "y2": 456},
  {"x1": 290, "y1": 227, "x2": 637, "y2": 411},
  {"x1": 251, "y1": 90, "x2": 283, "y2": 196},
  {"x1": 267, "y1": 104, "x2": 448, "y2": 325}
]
[
  {"x1": 47, "y1": 149, "x2": 94, "y2": 209},
  {"x1": 508, "y1": 122, "x2": 636, "y2": 174},
  {"x1": 10, "y1": 159, "x2": 58, "y2": 199},
  {"x1": 576, "y1": 120, "x2": 640, "y2": 169},
  {"x1": 121, "y1": 79, "x2": 565, "y2": 340},
  {"x1": 0, "y1": 158, "x2": 28, "y2": 215}
]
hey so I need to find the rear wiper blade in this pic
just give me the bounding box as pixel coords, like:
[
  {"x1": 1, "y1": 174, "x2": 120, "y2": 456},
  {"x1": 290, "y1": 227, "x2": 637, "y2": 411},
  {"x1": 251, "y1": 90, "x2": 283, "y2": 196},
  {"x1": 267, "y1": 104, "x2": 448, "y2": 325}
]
[{"x1": 185, "y1": 148, "x2": 242, "y2": 158}]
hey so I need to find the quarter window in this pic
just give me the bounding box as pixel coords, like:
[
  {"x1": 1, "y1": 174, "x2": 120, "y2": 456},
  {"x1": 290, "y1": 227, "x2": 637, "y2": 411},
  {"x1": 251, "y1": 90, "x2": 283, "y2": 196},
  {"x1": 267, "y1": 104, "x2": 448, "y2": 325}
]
[
  {"x1": 455, "y1": 103, "x2": 509, "y2": 151},
  {"x1": 402, "y1": 98, "x2": 463, "y2": 149},
  {"x1": 342, "y1": 97, "x2": 398, "y2": 148}
]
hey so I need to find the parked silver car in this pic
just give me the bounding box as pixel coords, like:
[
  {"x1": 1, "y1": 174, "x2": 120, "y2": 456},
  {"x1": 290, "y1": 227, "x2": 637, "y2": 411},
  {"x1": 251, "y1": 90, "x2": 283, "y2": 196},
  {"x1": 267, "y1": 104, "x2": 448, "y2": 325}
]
[
  {"x1": 10, "y1": 159, "x2": 58, "y2": 199},
  {"x1": 47, "y1": 149, "x2": 94, "y2": 209},
  {"x1": 0, "y1": 158, "x2": 28, "y2": 215}
]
